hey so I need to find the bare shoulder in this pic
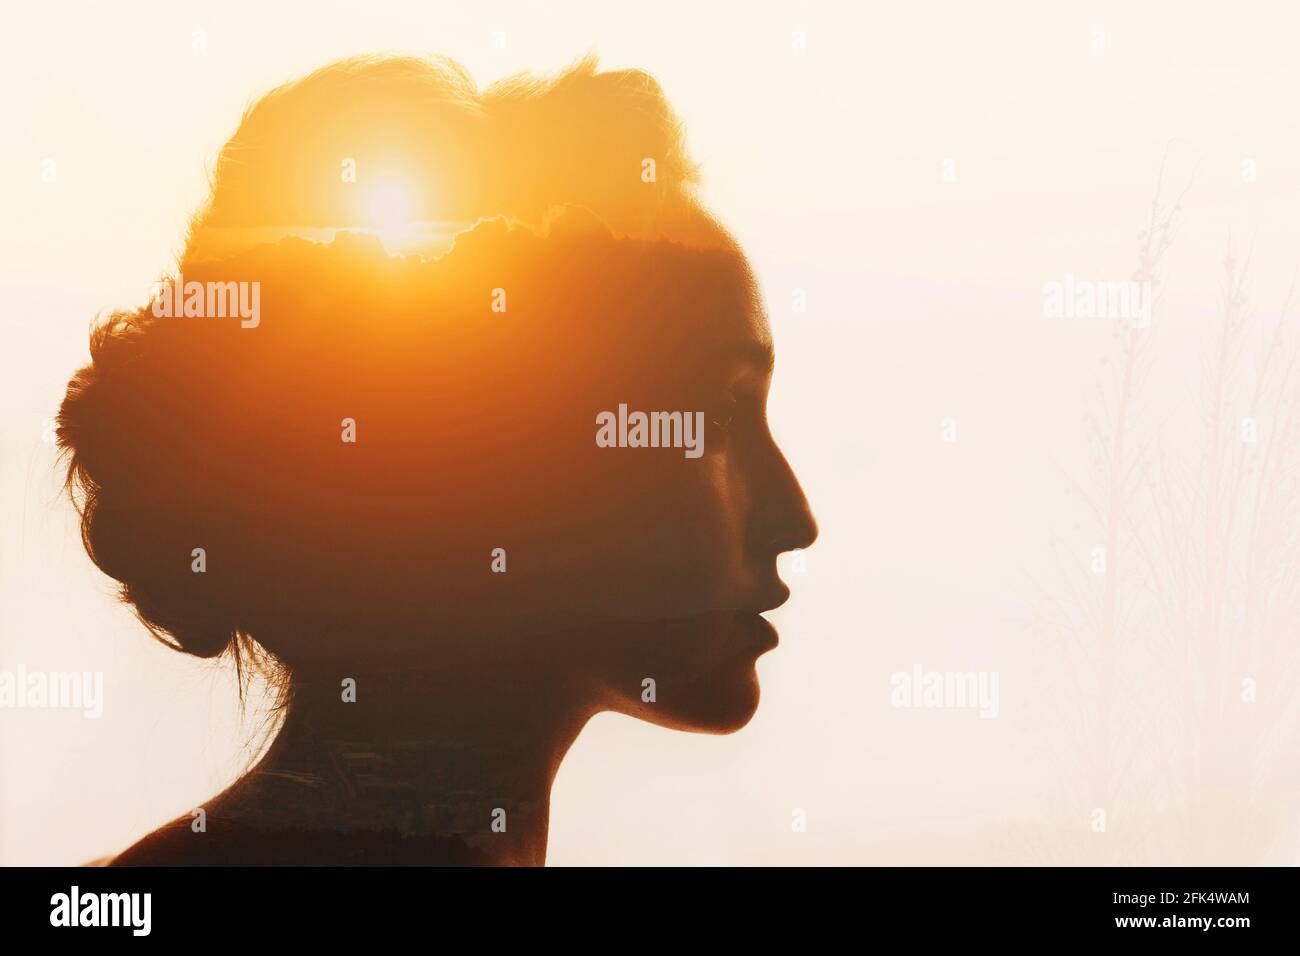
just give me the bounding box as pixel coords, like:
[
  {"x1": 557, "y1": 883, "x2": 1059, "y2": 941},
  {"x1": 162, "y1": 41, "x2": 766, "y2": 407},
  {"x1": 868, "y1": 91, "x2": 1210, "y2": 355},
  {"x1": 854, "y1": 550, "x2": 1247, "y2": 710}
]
[
  {"x1": 109, "y1": 813, "x2": 245, "y2": 867},
  {"x1": 108, "y1": 813, "x2": 492, "y2": 866}
]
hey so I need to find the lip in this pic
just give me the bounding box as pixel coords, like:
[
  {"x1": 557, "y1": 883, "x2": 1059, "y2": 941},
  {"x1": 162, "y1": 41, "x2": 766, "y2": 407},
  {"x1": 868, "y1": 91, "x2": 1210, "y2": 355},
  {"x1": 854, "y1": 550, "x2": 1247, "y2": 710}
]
[
  {"x1": 741, "y1": 611, "x2": 780, "y2": 651},
  {"x1": 750, "y1": 583, "x2": 791, "y2": 615}
]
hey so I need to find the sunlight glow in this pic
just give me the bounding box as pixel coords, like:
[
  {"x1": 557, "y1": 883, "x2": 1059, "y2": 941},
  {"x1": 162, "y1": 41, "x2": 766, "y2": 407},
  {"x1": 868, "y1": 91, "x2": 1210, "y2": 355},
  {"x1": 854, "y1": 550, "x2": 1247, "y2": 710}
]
[{"x1": 363, "y1": 181, "x2": 415, "y2": 235}]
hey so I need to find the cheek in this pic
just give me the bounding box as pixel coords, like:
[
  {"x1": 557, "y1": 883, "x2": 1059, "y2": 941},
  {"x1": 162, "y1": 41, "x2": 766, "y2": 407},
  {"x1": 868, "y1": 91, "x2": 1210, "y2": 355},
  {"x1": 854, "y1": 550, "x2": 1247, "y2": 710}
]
[
  {"x1": 550, "y1": 446, "x2": 750, "y2": 622},
  {"x1": 676, "y1": 456, "x2": 747, "y2": 569},
  {"x1": 624, "y1": 456, "x2": 750, "y2": 615}
]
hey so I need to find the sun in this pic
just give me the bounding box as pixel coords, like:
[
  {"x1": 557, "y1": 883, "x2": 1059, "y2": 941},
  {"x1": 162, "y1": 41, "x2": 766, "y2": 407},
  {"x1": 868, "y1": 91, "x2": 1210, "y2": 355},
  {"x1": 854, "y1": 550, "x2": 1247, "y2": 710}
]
[{"x1": 363, "y1": 180, "x2": 415, "y2": 234}]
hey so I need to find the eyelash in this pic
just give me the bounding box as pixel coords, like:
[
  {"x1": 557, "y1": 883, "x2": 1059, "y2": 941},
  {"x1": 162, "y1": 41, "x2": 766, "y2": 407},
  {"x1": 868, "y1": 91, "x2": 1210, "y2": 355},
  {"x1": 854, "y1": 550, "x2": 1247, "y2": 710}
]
[{"x1": 709, "y1": 395, "x2": 741, "y2": 430}]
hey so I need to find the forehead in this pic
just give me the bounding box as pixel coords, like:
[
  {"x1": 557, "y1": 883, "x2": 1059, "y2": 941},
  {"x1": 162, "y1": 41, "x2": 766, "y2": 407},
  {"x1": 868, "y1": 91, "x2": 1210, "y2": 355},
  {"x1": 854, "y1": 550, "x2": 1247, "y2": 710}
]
[
  {"x1": 550, "y1": 239, "x2": 773, "y2": 386},
  {"x1": 659, "y1": 247, "x2": 773, "y2": 370}
]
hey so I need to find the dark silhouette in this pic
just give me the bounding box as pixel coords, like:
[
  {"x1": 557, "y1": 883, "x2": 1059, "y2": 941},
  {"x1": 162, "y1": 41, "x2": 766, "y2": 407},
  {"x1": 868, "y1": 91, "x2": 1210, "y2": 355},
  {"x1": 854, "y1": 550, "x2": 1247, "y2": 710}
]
[{"x1": 58, "y1": 54, "x2": 817, "y2": 866}]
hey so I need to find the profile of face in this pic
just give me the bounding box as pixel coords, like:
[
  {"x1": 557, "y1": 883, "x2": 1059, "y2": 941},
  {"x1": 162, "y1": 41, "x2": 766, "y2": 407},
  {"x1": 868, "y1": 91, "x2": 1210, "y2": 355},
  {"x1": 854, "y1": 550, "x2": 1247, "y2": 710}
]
[
  {"x1": 547, "y1": 236, "x2": 818, "y2": 733},
  {"x1": 58, "y1": 55, "x2": 817, "y2": 749}
]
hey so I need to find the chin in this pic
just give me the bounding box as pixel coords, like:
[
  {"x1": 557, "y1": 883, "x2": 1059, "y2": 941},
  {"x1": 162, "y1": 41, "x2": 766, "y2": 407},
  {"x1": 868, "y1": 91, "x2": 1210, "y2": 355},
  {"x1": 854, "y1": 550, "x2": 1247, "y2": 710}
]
[
  {"x1": 605, "y1": 608, "x2": 778, "y2": 732},
  {"x1": 629, "y1": 659, "x2": 765, "y2": 734}
]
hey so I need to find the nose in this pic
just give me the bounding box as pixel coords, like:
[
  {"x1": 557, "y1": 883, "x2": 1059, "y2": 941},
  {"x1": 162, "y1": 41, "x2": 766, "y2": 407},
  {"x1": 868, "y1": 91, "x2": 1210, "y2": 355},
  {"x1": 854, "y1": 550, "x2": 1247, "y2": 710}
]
[{"x1": 751, "y1": 437, "x2": 818, "y2": 557}]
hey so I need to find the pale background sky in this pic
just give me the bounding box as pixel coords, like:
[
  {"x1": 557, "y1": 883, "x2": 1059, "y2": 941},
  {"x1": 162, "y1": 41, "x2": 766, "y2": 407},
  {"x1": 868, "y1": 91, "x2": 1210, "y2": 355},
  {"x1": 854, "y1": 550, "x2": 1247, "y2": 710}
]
[{"x1": 4, "y1": 0, "x2": 1300, "y2": 865}]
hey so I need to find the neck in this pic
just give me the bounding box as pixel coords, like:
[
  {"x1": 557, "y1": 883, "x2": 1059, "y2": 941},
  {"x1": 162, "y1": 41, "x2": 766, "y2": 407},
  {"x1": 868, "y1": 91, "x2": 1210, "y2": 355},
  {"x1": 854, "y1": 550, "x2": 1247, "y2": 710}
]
[{"x1": 227, "y1": 665, "x2": 593, "y2": 866}]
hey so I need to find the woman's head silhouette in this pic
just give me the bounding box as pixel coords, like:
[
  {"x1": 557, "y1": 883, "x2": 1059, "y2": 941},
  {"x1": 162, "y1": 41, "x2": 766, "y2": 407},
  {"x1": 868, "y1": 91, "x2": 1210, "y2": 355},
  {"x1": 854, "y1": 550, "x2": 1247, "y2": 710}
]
[{"x1": 58, "y1": 54, "x2": 817, "y2": 865}]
